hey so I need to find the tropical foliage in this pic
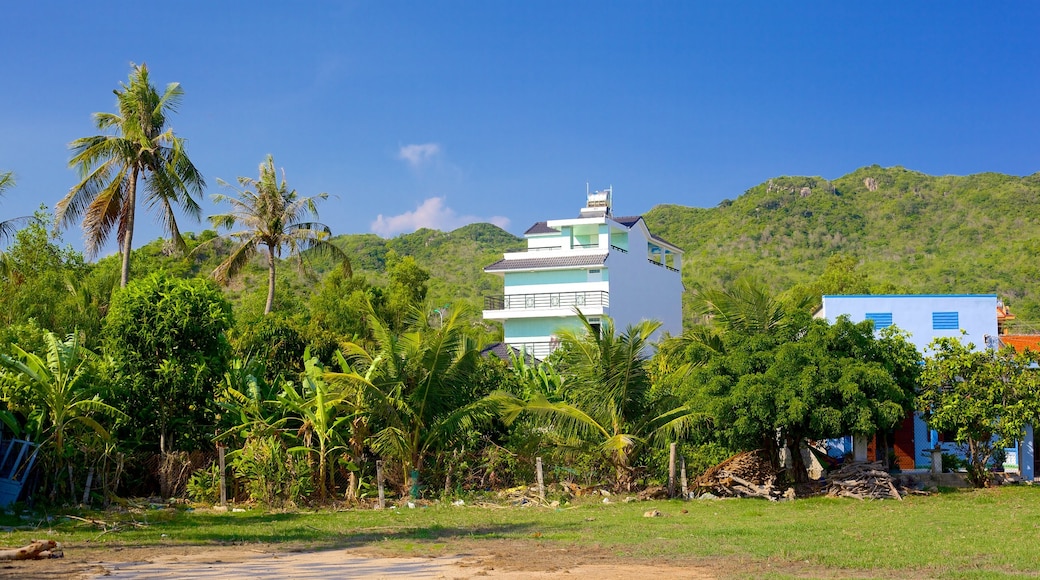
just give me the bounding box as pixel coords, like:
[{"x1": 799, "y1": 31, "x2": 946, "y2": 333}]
[
  {"x1": 0, "y1": 330, "x2": 125, "y2": 499},
  {"x1": 502, "y1": 312, "x2": 698, "y2": 491},
  {"x1": 668, "y1": 280, "x2": 920, "y2": 481},
  {"x1": 918, "y1": 337, "x2": 1040, "y2": 487}
]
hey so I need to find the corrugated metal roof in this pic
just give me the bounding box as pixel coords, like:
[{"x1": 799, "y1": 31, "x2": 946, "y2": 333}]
[
  {"x1": 484, "y1": 253, "x2": 608, "y2": 272},
  {"x1": 524, "y1": 221, "x2": 560, "y2": 235}
]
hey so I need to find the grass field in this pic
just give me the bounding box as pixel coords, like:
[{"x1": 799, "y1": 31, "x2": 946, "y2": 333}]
[{"x1": 2, "y1": 486, "x2": 1038, "y2": 579}]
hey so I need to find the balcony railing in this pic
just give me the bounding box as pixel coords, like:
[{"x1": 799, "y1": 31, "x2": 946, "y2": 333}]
[
  {"x1": 484, "y1": 291, "x2": 609, "y2": 311},
  {"x1": 506, "y1": 341, "x2": 560, "y2": 360},
  {"x1": 648, "y1": 258, "x2": 680, "y2": 273}
]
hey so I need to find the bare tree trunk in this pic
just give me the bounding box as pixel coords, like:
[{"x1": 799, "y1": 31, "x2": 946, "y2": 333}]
[
  {"x1": 787, "y1": 435, "x2": 810, "y2": 484},
  {"x1": 120, "y1": 168, "x2": 139, "y2": 288},
  {"x1": 265, "y1": 246, "x2": 276, "y2": 315}
]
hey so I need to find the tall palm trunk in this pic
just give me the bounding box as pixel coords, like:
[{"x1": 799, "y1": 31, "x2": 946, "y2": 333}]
[
  {"x1": 265, "y1": 246, "x2": 276, "y2": 315},
  {"x1": 119, "y1": 168, "x2": 139, "y2": 288}
]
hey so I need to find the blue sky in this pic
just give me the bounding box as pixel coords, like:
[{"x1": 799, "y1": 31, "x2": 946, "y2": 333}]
[{"x1": 1, "y1": 2, "x2": 1037, "y2": 256}]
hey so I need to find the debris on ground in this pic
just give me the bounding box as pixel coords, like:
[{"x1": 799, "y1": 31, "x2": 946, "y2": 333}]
[
  {"x1": 0, "y1": 540, "x2": 63, "y2": 561},
  {"x1": 822, "y1": 461, "x2": 911, "y2": 500},
  {"x1": 642, "y1": 509, "x2": 662, "y2": 518},
  {"x1": 694, "y1": 450, "x2": 786, "y2": 501}
]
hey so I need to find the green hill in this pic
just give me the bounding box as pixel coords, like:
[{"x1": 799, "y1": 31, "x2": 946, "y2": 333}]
[
  {"x1": 643, "y1": 165, "x2": 1040, "y2": 322},
  {"x1": 123, "y1": 165, "x2": 1040, "y2": 329}
]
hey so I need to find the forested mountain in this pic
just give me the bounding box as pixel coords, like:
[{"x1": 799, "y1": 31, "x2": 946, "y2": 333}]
[
  {"x1": 102, "y1": 165, "x2": 1040, "y2": 327},
  {"x1": 644, "y1": 166, "x2": 1040, "y2": 322}
]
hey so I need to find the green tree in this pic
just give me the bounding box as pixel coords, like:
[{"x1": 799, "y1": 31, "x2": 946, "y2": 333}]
[
  {"x1": 918, "y1": 338, "x2": 1040, "y2": 487},
  {"x1": 57, "y1": 63, "x2": 205, "y2": 287},
  {"x1": 330, "y1": 301, "x2": 500, "y2": 495},
  {"x1": 104, "y1": 272, "x2": 232, "y2": 453},
  {"x1": 502, "y1": 313, "x2": 697, "y2": 492},
  {"x1": 207, "y1": 155, "x2": 347, "y2": 315},
  {"x1": 679, "y1": 314, "x2": 919, "y2": 482},
  {"x1": 0, "y1": 208, "x2": 96, "y2": 338}
]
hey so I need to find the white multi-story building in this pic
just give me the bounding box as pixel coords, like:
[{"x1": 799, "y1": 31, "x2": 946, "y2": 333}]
[{"x1": 482, "y1": 189, "x2": 684, "y2": 359}]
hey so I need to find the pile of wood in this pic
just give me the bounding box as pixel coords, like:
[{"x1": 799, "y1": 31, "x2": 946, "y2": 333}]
[
  {"x1": 694, "y1": 450, "x2": 784, "y2": 501},
  {"x1": 822, "y1": 461, "x2": 903, "y2": 500}
]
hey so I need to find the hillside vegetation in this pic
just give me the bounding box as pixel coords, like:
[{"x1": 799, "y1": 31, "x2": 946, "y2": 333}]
[
  {"x1": 122, "y1": 165, "x2": 1040, "y2": 326},
  {"x1": 644, "y1": 166, "x2": 1040, "y2": 322}
]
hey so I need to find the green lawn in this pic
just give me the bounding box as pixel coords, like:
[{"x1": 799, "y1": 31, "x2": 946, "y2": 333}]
[{"x1": 2, "y1": 486, "x2": 1038, "y2": 578}]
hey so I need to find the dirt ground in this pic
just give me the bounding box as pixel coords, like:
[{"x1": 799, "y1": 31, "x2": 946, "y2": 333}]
[{"x1": 0, "y1": 541, "x2": 722, "y2": 579}]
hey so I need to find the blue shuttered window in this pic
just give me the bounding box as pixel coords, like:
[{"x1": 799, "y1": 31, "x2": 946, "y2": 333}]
[
  {"x1": 932, "y1": 312, "x2": 959, "y2": 330},
  {"x1": 865, "y1": 312, "x2": 893, "y2": 329}
]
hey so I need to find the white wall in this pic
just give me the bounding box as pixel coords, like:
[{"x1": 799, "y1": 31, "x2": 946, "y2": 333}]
[
  {"x1": 606, "y1": 228, "x2": 683, "y2": 340},
  {"x1": 820, "y1": 294, "x2": 998, "y2": 353}
]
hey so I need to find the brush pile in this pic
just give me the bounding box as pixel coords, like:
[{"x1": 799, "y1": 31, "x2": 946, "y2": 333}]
[
  {"x1": 822, "y1": 461, "x2": 903, "y2": 500},
  {"x1": 694, "y1": 450, "x2": 783, "y2": 500}
]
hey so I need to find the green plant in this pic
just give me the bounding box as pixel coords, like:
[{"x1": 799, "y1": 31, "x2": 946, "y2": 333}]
[
  {"x1": 186, "y1": 462, "x2": 223, "y2": 504},
  {"x1": 230, "y1": 435, "x2": 312, "y2": 507},
  {"x1": 941, "y1": 452, "x2": 967, "y2": 473}
]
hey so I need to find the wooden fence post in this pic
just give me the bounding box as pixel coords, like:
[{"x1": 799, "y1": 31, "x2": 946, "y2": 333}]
[
  {"x1": 668, "y1": 442, "x2": 677, "y2": 498},
  {"x1": 536, "y1": 457, "x2": 545, "y2": 502},
  {"x1": 218, "y1": 444, "x2": 227, "y2": 507},
  {"x1": 680, "y1": 456, "x2": 688, "y2": 500},
  {"x1": 376, "y1": 460, "x2": 385, "y2": 509}
]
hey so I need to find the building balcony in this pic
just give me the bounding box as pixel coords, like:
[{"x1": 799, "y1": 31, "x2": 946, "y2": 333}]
[
  {"x1": 483, "y1": 291, "x2": 609, "y2": 320},
  {"x1": 504, "y1": 340, "x2": 559, "y2": 360}
]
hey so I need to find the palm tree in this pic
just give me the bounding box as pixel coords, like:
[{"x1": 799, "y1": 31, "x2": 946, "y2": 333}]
[
  {"x1": 207, "y1": 155, "x2": 347, "y2": 315},
  {"x1": 329, "y1": 301, "x2": 502, "y2": 496},
  {"x1": 501, "y1": 312, "x2": 698, "y2": 491},
  {"x1": 57, "y1": 63, "x2": 204, "y2": 287},
  {"x1": 0, "y1": 170, "x2": 29, "y2": 243}
]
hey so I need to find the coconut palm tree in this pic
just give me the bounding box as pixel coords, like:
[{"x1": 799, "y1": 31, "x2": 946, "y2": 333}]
[
  {"x1": 500, "y1": 312, "x2": 698, "y2": 491},
  {"x1": 57, "y1": 63, "x2": 204, "y2": 287},
  {"x1": 207, "y1": 155, "x2": 348, "y2": 315},
  {"x1": 329, "y1": 301, "x2": 503, "y2": 496},
  {"x1": 0, "y1": 171, "x2": 29, "y2": 243}
]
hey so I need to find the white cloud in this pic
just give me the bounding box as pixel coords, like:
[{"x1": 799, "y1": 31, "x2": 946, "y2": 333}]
[
  {"x1": 397, "y1": 143, "x2": 441, "y2": 168},
  {"x1": 371, "y1": 197, "x2": 511, "y2": 237}
]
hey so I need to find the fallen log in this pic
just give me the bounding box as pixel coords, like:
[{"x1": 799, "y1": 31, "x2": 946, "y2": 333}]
[{"x1": 0, "y1": 540, "x2": 62, "y2": 561}]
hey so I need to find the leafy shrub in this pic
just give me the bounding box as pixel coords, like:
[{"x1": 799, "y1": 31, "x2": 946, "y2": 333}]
[
  {"x1": 231, "y1": 436, "x2": 312, "y2": 507},
  {"x1": 186, "y1": 462, "x2": 223, "y2": 504}
]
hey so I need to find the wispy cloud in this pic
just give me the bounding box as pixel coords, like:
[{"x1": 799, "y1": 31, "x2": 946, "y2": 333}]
[
  {"x1": 371, "y1": 197, "x2": 510, "y2": 237},
  {"x1": 397, "y1": 143, "x2": 441, "y2": 168}
]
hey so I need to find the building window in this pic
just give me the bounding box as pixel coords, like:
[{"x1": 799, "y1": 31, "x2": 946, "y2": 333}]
[
  {"x1": 932, "y1": 312, "x2": 959, "y2": 330},
  {"x1": 865, "y1": 312, "x2": 893, "y2": 329}
]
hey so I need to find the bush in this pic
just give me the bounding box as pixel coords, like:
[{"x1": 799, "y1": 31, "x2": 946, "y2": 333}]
[
  {"x1": 231, "y1": 436, "x2": 312, "y2": 507},
  {"x1": 186, "y1": 463, "x2": 223, "y2": 504}
]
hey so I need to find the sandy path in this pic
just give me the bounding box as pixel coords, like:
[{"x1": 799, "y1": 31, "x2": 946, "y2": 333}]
[
  {"x1": 95, "y1": 549, "x2": 717, "y2": 579},
  {"x1": 0, "y1": 544, "x2": 718, "y2": 580}
]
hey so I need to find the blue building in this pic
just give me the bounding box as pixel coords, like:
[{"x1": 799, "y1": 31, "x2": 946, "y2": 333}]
[{"x1": 817, "y1": 294, "x2": 1032, "y2": 476}]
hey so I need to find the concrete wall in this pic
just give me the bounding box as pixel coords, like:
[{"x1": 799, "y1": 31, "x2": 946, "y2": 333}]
[{"x1": 606, "y1": 227, "x2": 683, "y2": 340}]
